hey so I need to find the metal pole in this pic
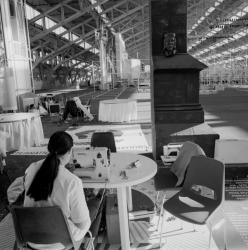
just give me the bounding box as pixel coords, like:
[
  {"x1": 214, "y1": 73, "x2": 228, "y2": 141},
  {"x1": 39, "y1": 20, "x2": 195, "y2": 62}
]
[
  {"x1": 24, "y1": 0, "x2": 35, "y2": 93},
  {"x1": 92, "y1": 61, "x2": 95, "y2": 93}
]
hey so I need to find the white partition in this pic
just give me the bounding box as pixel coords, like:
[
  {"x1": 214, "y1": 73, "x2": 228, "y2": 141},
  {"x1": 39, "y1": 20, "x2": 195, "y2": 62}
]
[{"x1": 214, "y1": 139, "x2": 248, "y2": 163}]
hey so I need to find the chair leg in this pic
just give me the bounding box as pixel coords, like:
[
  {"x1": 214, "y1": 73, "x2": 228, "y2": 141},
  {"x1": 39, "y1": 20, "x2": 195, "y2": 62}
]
[
  {"x1": 208, "y1": 222, "x2": 212, "y2": 250},
  {"x1": 84, "y1": 230, "x2": 95, "y2": 250},
  {"x1": 155, "y1": 191, "x2": 160, "y2": 204},
  {"x1": 159, "y1": 209, "x2": 166, "y2": 248},
  {"x1": 154, "y1": 191, "x2": 160, "y2": 213},
  {"x1": 156, "y1": 193, "x2": 166, "y2": 231}
]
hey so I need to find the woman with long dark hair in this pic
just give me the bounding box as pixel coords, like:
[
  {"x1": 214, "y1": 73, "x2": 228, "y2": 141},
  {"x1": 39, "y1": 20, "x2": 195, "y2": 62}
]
[{"x1": 24, "y1": 131, "x2": 91, "y2": 249}]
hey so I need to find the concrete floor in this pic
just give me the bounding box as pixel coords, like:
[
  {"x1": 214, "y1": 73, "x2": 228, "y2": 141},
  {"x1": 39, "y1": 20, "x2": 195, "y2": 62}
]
[
  {"x1": 2, "y1": 86, "x2": 248, "y2": 249},
  {"x1": 135, "y1": 86, "x2": 248, "y2": 249},
  {"x1": 134, "y1": 86, "x2": 248, "y2": 151},
  {"x1": 200, "y1": 86, "x2": 248, "y2": 140}
]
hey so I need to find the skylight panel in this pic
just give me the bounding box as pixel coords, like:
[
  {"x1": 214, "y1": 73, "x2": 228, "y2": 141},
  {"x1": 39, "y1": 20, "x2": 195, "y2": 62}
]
[
  {"x1": 238, "y1": 31, "x2": 246, "y2": 36},
  {"x1": 35, "y1": 19, "x2": 42, "y2": 26},
  {"x1": 54, "y1": 27, "x2": 65, "y2": 35},
  {"x1": 233, "y1": 34, "x2": 239, "y2": 39},
  {"x1": 45, "y1": 17, "x2": 56, "y2": 29},
  {"x1": 72, "y1": 34, "x2": 78, "y2": 41},
  {"x1": 236, "y1": 11, "x2": 247, "y2": 17},
  {"x1": 25, "y1": 4, "x2": 39, "y2": 19},
  {"x1": 62, "y1": 34, "x2": 69, "y2": 40},
  {"x1": 207, "y1": 7, "x2": 215, "y2": 13}
]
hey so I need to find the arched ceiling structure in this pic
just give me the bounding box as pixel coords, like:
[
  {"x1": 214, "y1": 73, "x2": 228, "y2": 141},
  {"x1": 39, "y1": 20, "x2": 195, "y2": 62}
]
[
  {"x1": 187, "y1": 0, "x2": 248, "y2": 66},
  {"x1": 25, "y1": 0, "x2": 248, "y2": 69}
]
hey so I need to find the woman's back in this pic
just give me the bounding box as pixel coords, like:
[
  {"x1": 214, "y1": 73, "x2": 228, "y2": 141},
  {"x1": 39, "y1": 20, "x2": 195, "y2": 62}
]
[
  {"x1": 24, "y1": 159, "x2": 90, "y2": 242},
  {"x1": 25, "y1": 160, "x2": 77, "y2": 208}
]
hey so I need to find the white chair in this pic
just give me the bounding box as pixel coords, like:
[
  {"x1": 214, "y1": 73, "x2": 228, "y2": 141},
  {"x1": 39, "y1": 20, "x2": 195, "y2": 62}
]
[{"x1": 214, "y1": 139, "x2": 248, "y2": 164}]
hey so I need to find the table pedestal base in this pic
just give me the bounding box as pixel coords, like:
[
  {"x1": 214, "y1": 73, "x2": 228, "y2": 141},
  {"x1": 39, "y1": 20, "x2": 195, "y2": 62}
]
[{"x1": 117, "y1": 187, "x2": 130, "y2": 250}]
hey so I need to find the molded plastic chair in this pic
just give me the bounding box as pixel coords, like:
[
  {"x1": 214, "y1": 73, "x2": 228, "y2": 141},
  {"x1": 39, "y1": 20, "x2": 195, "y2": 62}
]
[
  {"x1": 154, "y1": 141, "x2": 205, "y2": 229},
  {"x1": 10, "y1": 206, "x2": 94, "y2": 250},
  {"x1": 90, "y1": 132, "x2": 117, "y2": 153},
  {"x1": 159, "y1": 155, "x2": 225, "y2": 248}
]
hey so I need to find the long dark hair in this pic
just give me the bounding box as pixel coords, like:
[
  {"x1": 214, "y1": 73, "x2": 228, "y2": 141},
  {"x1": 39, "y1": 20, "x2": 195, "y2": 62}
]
[{"x1": 27, "y1": 131, "x2": 73, "y2": 201}]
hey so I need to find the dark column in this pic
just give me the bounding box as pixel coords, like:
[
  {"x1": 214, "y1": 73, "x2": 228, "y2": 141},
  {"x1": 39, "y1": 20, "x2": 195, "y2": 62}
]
[{"x1": 150, "y1": 0, "x2": 219, "y2": 158}]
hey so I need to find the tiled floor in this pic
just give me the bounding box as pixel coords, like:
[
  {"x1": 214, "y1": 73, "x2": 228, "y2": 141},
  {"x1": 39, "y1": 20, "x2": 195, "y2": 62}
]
[{"x1": 134, "y1": 180, "x2": 248, "y2": 250}]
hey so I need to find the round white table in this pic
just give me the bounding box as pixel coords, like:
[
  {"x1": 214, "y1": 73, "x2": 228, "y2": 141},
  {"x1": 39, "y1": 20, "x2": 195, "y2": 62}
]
[
  {"x1": 98, "y1": 99, "x2": 137, "y2": 122},
  {"x1": 74, "y1": 152, "x2": 157, "y2": 250},
  {"x1": 0, "y1": 112, "x2": 44, "y2": 151}
]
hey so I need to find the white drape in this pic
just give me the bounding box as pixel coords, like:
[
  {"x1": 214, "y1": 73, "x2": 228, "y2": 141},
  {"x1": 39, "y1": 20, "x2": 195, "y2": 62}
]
[{"x1": 0, "y1": 67, "x2": 17, "y2": 111}]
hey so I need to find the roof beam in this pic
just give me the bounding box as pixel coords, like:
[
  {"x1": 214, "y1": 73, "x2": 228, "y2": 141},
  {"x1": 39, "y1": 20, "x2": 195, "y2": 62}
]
[
  {"x1": 107, "y1": 3, "x2": 148, "y2": 27},
  {"x1": 32, "y1": 36, "x2": 86, "y2": 68},
  {"x1": 124, "y1": 28, "x2": 149, "y2": 43},
  {"x1": 29, "y1": 0, "x2": 76, "y2": 23},
  {"x1": 53, "y1": 46, "x2": 94, "y2": 70},
  {"x1": 30, "y1": 0, "x2": 109, "y2": 42},
  {"x1": 116, "y1": 12, "x2": 140, "y2": 32},
  {"x1": 120, "y1": 18, "x2": 149, "y2": 34},
  {"x1": 127, "y1": 39, "x2": 149, "y2": 52},
  {"x1": 126, "y1": 34, "x2": 150, "y2": 48}
]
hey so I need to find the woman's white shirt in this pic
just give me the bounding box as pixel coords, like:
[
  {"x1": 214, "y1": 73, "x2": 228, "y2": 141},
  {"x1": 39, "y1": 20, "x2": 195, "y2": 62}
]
[{"x1": 24, "y1": 160, "x2": 91, "y2": 243}]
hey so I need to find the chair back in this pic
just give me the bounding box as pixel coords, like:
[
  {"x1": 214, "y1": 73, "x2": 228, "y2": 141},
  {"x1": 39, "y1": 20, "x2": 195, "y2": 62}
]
[
  {"x1": 90, "y1": 132, "x2": 117, "y2": 152},
  {"x1": 10, "y1": 206, "x2": 74, "y2": 250},
  {"x1": 183, "y1": 155, "x2": 224, "y2": 204}
]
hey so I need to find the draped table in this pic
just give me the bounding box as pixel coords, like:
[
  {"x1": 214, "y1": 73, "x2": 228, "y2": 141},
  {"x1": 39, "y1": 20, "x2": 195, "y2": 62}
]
[
  {"x1": 74, "y1": 152, "x2": 157, "y2": 250},
  {"x1": 0, "y1": 112, "x2": 44, "y2": 151},
  {"x1": 98, "y1": 99, "x2": 137, "y2": 122}
]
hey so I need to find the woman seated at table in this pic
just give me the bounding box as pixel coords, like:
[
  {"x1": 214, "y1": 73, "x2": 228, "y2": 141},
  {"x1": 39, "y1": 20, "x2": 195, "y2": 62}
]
[
  {"x1": 24, "y1": 131, "x2": 91, "y2": 249},
  {"x1": 61, "y1": 97, "x2": 93, "y2": 123}
]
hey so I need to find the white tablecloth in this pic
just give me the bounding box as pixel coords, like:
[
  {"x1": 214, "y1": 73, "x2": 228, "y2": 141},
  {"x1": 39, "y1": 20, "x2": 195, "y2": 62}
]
[
  {"x1": 0, "y1": 112, "x2": 44, "y2": 151},
  {"x1": 98, "y1": 99, "x2": 137, "y2": 122}
]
